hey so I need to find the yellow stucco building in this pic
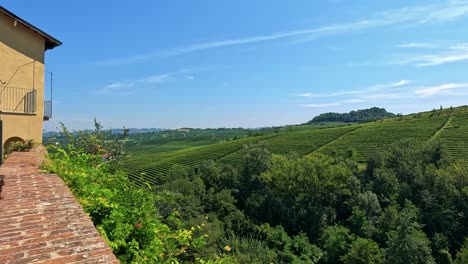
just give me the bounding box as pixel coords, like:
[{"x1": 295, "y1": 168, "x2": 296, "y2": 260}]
[{"x1": 0, "y1": 6, "x2": 61, "y2": 148}]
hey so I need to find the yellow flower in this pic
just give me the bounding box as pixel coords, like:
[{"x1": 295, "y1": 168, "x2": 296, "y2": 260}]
[{"x1": 223, "y1": 245, "x2": 232, "y2": 252}]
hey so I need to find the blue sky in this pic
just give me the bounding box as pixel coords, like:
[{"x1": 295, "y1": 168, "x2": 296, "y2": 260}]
[{"x1": 3, "y1": 0, "x2": 468, "y2": 130}]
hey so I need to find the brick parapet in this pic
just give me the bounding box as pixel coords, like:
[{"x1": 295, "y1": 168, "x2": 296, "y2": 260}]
[{"x1": 0, "y1": 147, "x2": 119, "y2": 263}]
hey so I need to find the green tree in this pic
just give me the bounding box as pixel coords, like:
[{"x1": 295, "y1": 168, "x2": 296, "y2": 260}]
[
  {"x1": 369, "y1": 168, "x2": 400, "y2": 207},
  {"x1": 341, "y1": 238, "x2": 383, "y2": 264},
  {"x1": 348, "y1": 191, "x2": 381, "y2": 238},
  {"x1": 320, "y1": 225, "x2": 355, "y2": 264},
  {"x1": 384, "y1": 201, "x2": 435, "y2": 264},
  {"x1": 291, "y1": 232, "x2": 323, "y2": 263},
  {"x1": 454, "y1": 238, "x2": 468, "y2": 264},
  {"x1": 260, "y1": 153, "x2": 359, "y2": 236}
]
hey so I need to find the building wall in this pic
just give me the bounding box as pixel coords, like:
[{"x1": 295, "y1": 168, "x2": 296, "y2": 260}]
[{"x1": 0, "y1": 13, "x2": 46, "y2": 146}]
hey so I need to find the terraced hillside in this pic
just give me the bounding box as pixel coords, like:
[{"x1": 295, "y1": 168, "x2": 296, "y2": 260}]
[
  {"x1": 123, "y1": 133, "x2": 280, "y2": 186},
  {"x1": 125, "y1": 128, "x2": 252, "y2": 155},
  {"x1": 438, "y1": 107, "x2": 468, "y2": 162},
  {"x1": 318, "y1": 112, "x2": 450, "y2": 162},
  {"x1": 123, "y1": 106, "x2": 468, "y2": 186},
  {"x1": 220, "y1": 125, "x2": 359, "y2": 165}
]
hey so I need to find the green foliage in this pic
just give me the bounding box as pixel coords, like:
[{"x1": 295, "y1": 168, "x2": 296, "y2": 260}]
[
  {"x1": 72, "y1": 106, "x2": 468, "y2": 263},
  {"x1": 44, "y1": 132, "x2": 223, "y2": 263},
  {"x1": 121, "y1": 106, "x2": 468, "y2": 185},
  {"x1": 254, "y1": 224, "x2": 322, "y2": 263},
  {"x1": 341, "y1": 238, "x2": 383, "y2": 264},
  {"x1": 321, "y1": 113, "x2": 448, "y2": 162},
  {"x1": 221, "y1": 235, "x2": 278, "y2": 263},
  {"x1": 260, "y1": 153, "x2": 359, "y2": 236},
  {"x1": 259, "y1": 125, "x2": 357, "y2": 157},
  {"x1": 5, "y1": 139, "x2": 36, "y2": 155},
  {"x1": 308, "y1": 107, "x2": 395, "y2": 123},
  {"x1": 146, "y1": 143, "x2": 324, "y2": 263},
  {"x1": 348, "y1": 191, "x2": 381, "y2": 238},
  {"x1": 437, "y1": 249, "x2": 453, "y2": 264},
  {"x1": 319, "y1": 225, "x2": 355, "y2": 264},
  {"x1": 436, "y1": 110, "x2": 468, "y2": 160},
  {"x1": 454, "y1": 238, "x2": 468, "y2": 264},
  {"x1": 123, "y1": 133, "x2": 279, "y2": 186},
  {"x1": 384, "y1": 201, "x2": 435, "y2": 264},
  {"x1": 57, "y1": 119, "x2": 126, "y2": 165}
]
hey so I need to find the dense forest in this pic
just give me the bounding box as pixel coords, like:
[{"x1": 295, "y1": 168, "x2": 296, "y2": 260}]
[
  {"x1": 45, "y1": 121, "x2": 468, "y2": 263},
  {"x1": 308, "y1": 107, "x2": 396, "y2": 123}
]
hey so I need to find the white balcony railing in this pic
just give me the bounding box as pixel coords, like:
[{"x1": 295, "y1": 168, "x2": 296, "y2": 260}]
[{"x1": 0, "y1": 86, "x2": 36, "y2": 114}]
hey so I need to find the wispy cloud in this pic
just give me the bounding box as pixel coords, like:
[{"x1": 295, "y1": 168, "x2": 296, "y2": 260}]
[
  {"x1": 98, "y1": 1, "x2": 468, "y2": 66},
  {"x1": 293, "y1": 80, "x2": 410, "y2": 99},
  {"x1": 393, "y1": 80, "x2": 410, "y2": 86},
  {"x1": 97, "y1": 67, "x2": 210, "y2": 95},
  {"x1": 104, "y1": 82, "x2": 135, "y2": 90},
  {"x1": 291, "y1": 90, "x2": 362, "y2": 98},
  {"x1": 415, "y1": 83, "x2": 468, "y2": 97},
  {"x1": 398, "y1": 42, "x2": 435, "y2": 48},
  {"x1": 368, "y1": 80, "x2": 411, "y2": 90},
  {"x1": 391, "y1": 43, "x2": 468, "y2": 66},
  {"x1": 303, "y1": 103, "x2": 341, "y2": 108},
  {"x1": 142, "y1": 73, "x2": 172, "y2": 84},
  {"x1": 297, "y1": 80, "x2": 468, "y2": 108}
]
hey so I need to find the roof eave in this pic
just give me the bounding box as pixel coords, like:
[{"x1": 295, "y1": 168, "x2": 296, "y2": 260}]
[{"x1": 0, "y1": 6, "x2": 62, "y2": 50}]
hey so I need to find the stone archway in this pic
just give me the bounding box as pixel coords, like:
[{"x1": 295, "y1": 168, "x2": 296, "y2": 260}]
[{"x1": 4, "y1": 137, "x2": 25, "y2": 150}]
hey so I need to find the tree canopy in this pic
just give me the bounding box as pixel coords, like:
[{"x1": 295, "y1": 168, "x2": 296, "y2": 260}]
[
  {"x1": 308, "y1": 107, "x2": 395, "y2": 123},
  {"x1": 48, "y1": 123, "x2": 468, "y2": 263}
]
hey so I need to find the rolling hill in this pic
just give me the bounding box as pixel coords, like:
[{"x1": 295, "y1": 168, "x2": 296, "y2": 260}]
[{"x1": 122, "y1": 106, "x2": 468, "y2": 187}]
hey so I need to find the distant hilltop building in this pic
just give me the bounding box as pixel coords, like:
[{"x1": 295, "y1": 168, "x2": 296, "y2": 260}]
[
  {"x1": 177, "y1": 128, "x2": 190, "y2": 133},
  {"x1": 0, "y1": 6, "x2": 61, "y2": 148}
]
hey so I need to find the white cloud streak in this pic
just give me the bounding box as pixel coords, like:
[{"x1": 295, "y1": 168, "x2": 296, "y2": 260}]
[
  {"x1": 391, "y1": 43, "x2": 468, "y2": 66},
  {"x1": 398, "y1": 42, "x2": 435, "y2": 48},
  {"x1": 293, "y1": 80, "x2": 410, "y2": 99},
  {"x1": 393, "y1": 80, "x2": 411, "y2": 86},
  {"x1": 291, "y1": 90, "x2": 363, "y2": 98},
  {"x1": 98, "y1": 1, "x2": 468, "y2": 66},
  {"x1": 104, "y1": 82, "x2": 135, "y2": 90},
  {"x1": 415, "y1": 83, "x2": 468, "y2": 96},
  {"x1": 298, "y1": 80, "x2": 468, "y2": 108},
  {"x1": 98, "y1": 67, "x2": 209, "y2": 95},
  {"x1": 303, "y1": 103, "x2": 341, "y2": 108}
]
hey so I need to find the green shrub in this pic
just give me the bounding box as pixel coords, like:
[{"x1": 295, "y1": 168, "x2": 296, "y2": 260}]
[
  {"x1": 5, "y1": 139, "x2": 36, "y2": 155},
  {"x1": 44, "y1": 142, "x2": 220, "y2": 263},
  {"x1": 57, "y1": 119, "x2": 126, "y2": 166}
]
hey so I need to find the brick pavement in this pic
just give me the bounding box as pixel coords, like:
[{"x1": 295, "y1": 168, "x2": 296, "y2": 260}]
[{"x1": 0, "y1": 147, "x2": 119, "y2": 263}]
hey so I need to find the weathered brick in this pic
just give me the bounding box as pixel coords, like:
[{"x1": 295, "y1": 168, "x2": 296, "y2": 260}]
[{"x1": 0, "y1": 148, "x2": 119, "y2": 263}]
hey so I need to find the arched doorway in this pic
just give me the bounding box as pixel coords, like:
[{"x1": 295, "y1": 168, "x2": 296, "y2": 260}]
[{"x1": 4, "y1": 137, "x2": 25, "y2": 150}]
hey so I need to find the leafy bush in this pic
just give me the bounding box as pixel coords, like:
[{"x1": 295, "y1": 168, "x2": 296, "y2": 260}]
[
  {"x1": 57, "y1": 119, "x2": 126, "y2": 165},
  {"x1": 45, "y1": 145, "x2": 212, "y2": 263},
  {"x1": 5, "y1": 139, "x2": 36, "y2": 154}
]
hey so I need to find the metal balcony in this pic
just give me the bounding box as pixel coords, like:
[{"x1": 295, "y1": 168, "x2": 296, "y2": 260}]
[
  {"x1": 44, "y1": 100, "x2": 52, "y2": 121},
  {"x1": 0, "y1": 86, "x2": 36, "y2": 114}
]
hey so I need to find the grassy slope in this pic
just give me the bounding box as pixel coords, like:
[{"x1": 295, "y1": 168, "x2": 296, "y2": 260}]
[
  {"x1": 123, "y1": 106, "x2": 468, "y2": 186},
  {"x1": 438, "y1": 107, "x2": 468, "y2": 160},
  {"x1": 319, "y1": 113, "x2": 449, "y2": 162},
  {"x1": 124, "y1": 128, "x2": 251, "y2": 154},
  {"x1": 124, "y1": 134, "x2": 280, "y2": 186}
]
